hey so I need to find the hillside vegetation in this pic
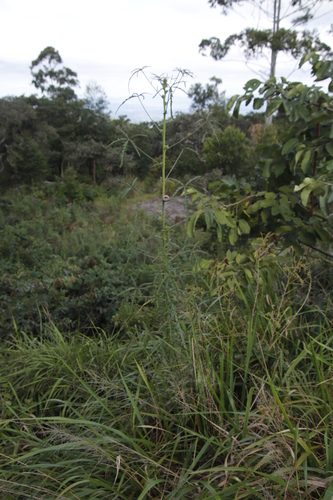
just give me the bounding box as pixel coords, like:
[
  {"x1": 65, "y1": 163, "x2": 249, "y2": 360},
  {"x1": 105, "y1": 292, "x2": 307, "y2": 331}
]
[{"x1": 1, "y1": 53, "x2": 333, "y2": 499}]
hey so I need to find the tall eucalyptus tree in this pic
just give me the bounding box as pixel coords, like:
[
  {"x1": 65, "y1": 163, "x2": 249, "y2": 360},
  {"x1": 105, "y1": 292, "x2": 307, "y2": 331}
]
[{"x1": 200, "y1": 0, "x2": 332, "y2": 80}]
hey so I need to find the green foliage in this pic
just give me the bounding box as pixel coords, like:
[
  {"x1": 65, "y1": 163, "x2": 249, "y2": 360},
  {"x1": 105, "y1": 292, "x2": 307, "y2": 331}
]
[
  {"x1": 59, "y1": 166, "x2": 85, "y2": 201},
  {"x1": 201, "y1": 0, "x2": 332, "y2": 80},
  {"x1": 6, "y1": 134, "x2": 48, "y2": 184},
  {"x1": 203, "y1": 125, "x2": 250, "y2": 176},
  {"x1": 1, "y1": 258, "x2": 333, "y2": 498},
  {"x1": 189, "y1": 53, "x2": 333, "y2": 257},
  {"x1": 0, "y1": 186, "x2": 157, "y2": 338},
  {"x1": 0, "y1": 46, "x2": 261, "y2": 190},
  {"x1": 0, "y1": 96, "x2": 54, "y2": 187},
  {"x1": 1, "y1": 55, "x2": 333, "y2": 498},
  {"x1": 201, "y1": 27, "x2": 332, "y2": 63},
  {"x1": 188, "y1": 76, "x2": 226, "y2": 111},
  {"x1": 30, "y1": 46, "x2": 79, "y2": 99}
]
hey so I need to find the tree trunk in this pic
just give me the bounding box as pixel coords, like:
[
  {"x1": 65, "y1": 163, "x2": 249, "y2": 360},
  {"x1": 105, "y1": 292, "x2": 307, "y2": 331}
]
[{"x1": 266, "y1": 0, "x2": 282, "y2": 125}]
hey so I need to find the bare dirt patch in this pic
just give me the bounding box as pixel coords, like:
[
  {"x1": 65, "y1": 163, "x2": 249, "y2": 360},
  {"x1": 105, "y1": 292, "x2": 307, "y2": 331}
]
[{"x1": 138, "y1": 196, "x2": 194, "y2": 223}]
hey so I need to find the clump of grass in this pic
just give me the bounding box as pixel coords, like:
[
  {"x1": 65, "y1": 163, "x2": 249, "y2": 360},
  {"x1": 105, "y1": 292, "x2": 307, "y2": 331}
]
[{"x1": 1, "y1": 260, "x2": 333, "y2": 498}]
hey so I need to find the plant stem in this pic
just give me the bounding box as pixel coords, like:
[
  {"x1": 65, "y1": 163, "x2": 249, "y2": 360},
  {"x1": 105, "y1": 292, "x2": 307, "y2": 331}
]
[{"x1": 162, "y1": 78, "x2": 168, "y2": 270}]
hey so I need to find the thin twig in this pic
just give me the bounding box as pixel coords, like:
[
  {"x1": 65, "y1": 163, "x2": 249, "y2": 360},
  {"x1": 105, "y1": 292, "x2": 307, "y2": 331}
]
[{"x1": 299, "y1": 241, "x2": 333, "y2": 259}]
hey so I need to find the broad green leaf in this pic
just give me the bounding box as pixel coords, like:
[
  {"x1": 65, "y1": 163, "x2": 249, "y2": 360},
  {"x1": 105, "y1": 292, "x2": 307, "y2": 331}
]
[
  {"x1": 244, "y1": 79, "x2": 261, "y2": 91},
  {"x1": 325, "y1": 160, "x2": 333, "y2": 171},
  {"x1": 261, "y1": 198, "x2": 276, "y2": 208},
  {"x1": 233, "y1": 100, "x2": 240, "y2": 118},
  {"x1": 228, "y1": 227, "x2": 238, "y2": 245},
  {"x1": 262, "y1": 207, "x2": 270, "y2": 222},
  {"x1": 300, "y1": 51, "x2": 316, "y2": 67},
  {"x1": 247, "y1": 200, "x2": 263, "y2": 214},
  {"x1": 265, "y1": 76, "x2": 276, "y2": 85},
  {"x1": 326, "y1": 143, "x2": 333, "y2": 157},
  {"x1": 301, "y1": 150, "x2": 313, "y2": 173},
  {"x1": 245, "y1": 93, "x2": 254, "y2": 106},
  {"x1": 320, "y1": 192, "x2": 330, "y2": 215},
  {"x1": 280, "y1": 185, "x2": 292, "y2": 193},
  {"x1": 280, "y1": 193, "x2": 290, "y2": 204},
  {"x1": 298, "y1": 105, "x2": 310, "y2": 120},
  {"x1": 204, "y1": 210, "x2": 212, "y2": 230},
  {"x1": 191, "y1": 192, "x2": 201, "y2": 203},
  {"x1": 236, "y1": 252, "x2": 247, "y2": 264},
  {"x1": 244, "y1": 268, "x2": 253, "y2": 280},
  {"x1": 264, "y1": 87, "x2": 276, "y2": 99},
  {"x1": 227, "y1": 249, "x2": 237, "y2": 261},
  {"x1": 266, "y1": 99, "x2": 282, "y2": 115},
  {"x1": 283, "y1": 100, "x2": 292, "y2": 116},
  {"x1": 214, "y1": 208, "x2": 227, "y2": 225},
  {"x1": 294, "y1": 217, "x2": 304, "y2": 226},
  {"x1": 262, "y1": 160, "x2": 271, "y2": 178},
  {"x1": 253, "y1": 98, "x2": 265, "y2": 109},
  {"x1": 225, "y1": 215, "x2": 237, "y2": 228},
  {"x1": 226, "y1": 94, "x2": 240, "y2": 113},
  {"x1": 301, "y1": 187, "x2": 312, "y2": 206},
  {"x1": 187, "y1": 211, "x2": 203, "y2": 239},
  {"x1": 274, "y1": 162, "x2": 286, "y2": 177},
  {"x1": 294, "y1": 177, "x2": 313, "y2": 192},
  {"x1": 295, "y1": 148, "x2": 305, "y2": 166},
  {"x1": 315, "y1": 61, "x2": 331, "y2": 81},
  {"x1": 286, "y1": 83, "x2": 304, "y2": 99},
  {"x1": 280, "y1": 206, "x2": 293, "y2": 221},
  {"x1": 199, "y1": 259, "x2": 214, "y2": 270},
  {"x1": 282, "y1": 138, "x2": 299, "y2": 155},
  {"x1": 238, "y1": 219, "x2": 250, "y2": 234},
  {"x1": 275, "y1": 225, "x2": 292, "y2": 235}
]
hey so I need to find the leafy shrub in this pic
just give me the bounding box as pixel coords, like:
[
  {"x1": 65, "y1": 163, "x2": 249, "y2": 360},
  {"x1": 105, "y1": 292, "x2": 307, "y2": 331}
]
[
  {"x1": 6, "y1": 134, "x2": 48, "y2": 184},
  {"x1": 203, "y1": 125, "x2": 250, "y2": 176}
]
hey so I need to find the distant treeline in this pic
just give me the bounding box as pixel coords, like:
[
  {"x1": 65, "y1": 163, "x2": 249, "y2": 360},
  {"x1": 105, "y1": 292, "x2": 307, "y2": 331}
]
[{"x1": 0, "y1": 47, "x2": 266, "y2": 190}]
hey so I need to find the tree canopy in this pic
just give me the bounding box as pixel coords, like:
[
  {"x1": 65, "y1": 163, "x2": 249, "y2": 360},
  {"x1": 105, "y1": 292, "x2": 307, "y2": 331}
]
[
  {"x1": 30, "y1": 46, "x2": 79, "y2": 100},
  {"x1": 200, "y1": 0, "x2": 332, "y2": 80}
]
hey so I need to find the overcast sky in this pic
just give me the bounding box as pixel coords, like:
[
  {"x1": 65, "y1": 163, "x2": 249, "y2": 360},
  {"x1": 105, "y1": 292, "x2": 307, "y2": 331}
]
[{"x1": 1, "y1": 0, "x2": 332, "y2": 121}]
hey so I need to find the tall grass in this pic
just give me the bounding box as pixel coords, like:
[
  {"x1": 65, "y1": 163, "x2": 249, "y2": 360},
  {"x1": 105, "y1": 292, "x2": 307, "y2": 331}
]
[{"x1": 1, "y1": 260, "x2": 333, "y2": 498}]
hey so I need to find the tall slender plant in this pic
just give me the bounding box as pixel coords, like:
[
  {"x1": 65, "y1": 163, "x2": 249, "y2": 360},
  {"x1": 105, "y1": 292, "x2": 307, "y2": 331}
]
[{"x1": 119, "y1": 68, "x2": 195, "y2": 271}]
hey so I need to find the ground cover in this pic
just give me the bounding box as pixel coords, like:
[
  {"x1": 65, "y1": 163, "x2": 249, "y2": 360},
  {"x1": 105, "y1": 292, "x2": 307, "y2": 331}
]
[{"x1": 0, "y1": 180, "x2": 333, "y2": 498}]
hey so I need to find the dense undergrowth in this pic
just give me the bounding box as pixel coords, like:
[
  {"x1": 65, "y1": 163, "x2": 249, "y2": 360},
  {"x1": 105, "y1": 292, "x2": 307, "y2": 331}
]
[
  {"x1": 0, "y1": 179, "x2": 165, "y2": 337},
  {"x1": 1, "y1": 57, "x2": 333, "y2": 498},
  {"x1": 1, "y1": 178, "x2": 333, "y2": 499}
]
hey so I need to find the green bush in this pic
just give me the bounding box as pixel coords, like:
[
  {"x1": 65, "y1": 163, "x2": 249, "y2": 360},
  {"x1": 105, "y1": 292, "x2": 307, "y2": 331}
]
[
  {"x1": 203, "y1": 125, "x2": 250, "y2": 177},
  {"x1": 6, "y1": 135, "x2": 48, "y2": 184}
]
